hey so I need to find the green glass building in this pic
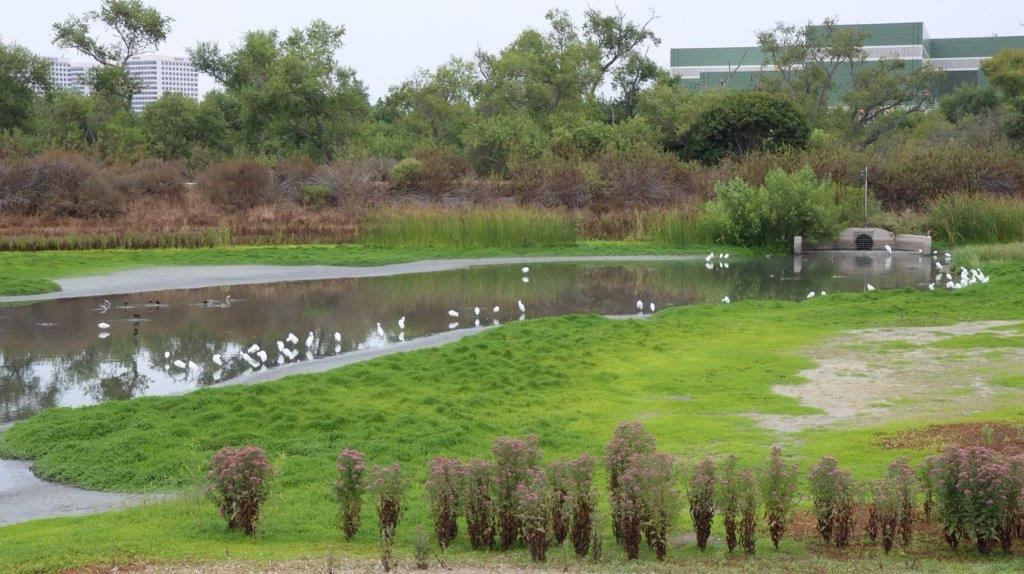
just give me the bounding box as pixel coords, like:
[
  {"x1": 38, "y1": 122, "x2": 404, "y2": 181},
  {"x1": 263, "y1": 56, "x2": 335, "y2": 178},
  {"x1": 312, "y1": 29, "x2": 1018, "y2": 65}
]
[{"x1": 670, "y1": 22, "x2": 1024, "y2": 100}]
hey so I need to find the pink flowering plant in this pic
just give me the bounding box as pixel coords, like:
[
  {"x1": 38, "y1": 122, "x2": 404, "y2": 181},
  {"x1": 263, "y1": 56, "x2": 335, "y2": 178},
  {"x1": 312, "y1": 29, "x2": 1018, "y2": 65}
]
[
  {"x1": 605, "y1": 421, "x2": 656, "y2": 545},
  {"x1": 515, "y1": 467, "x2": 552, "y2": 562},
  {"x1": 334, "y1": 448, "x2": 367, "y2": 540},
  {"x1": 462, "y1": 459, "x2": 497, "y2": 550},
  {"x1": 689, "y1": 456, "x2": 717, "y2": 551},
  {"x1": 370, "y1": 463, "x2": 407, "y2": 543},
  {"x1": 760, "y1": 446, "x2": 798, "y2": 550},
  {"x1": 425, "y1": 457, "x2": 465, "y2": 549},
  {"x1": 206, "y1": 445, "x2": 272, "y2": 535},
  {"x1": 738, "y1": 468, "x2": 759, "y2": 555},
  {"x1": 566, "y1": 454, "x2": 597, "y2": 558},
  {"x1": 807, "y1": 456, "x2": 856, "y2": 547},
  {"x1": 492, "y1": 435, "x2": 541, "y2": 550},
  {"x1": 620, "y1": 452, "x2": 681, "y2": 560},
  {"x1": 716, "y1": 455, "x2": 741, "y2": 553},
  {"x1": 887, "y1": 458, "x2": 916, "y2": 549},
  {"x1": 546, "y1": 459, "x2": 571, "y2": 545}
]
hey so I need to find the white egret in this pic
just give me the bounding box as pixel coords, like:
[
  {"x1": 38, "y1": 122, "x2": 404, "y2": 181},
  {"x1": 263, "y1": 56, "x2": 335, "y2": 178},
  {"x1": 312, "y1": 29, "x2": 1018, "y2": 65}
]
[
  {"x1": 819, "y1": 291, "x2": 827, "y2": 297},
  {"x1": 98, "y1": 322, "x2": 110, "y2": 330},
  {"x1": 946, "y1": 281, "x2": 955, "y2": 289},
  {"x1": 475, "y1": 319, "x2": 480, "y2": 327},
  {"x1": 98, "y1": 332, "x2": 110, "y2": 339},
  {"x1": 212, "y1": 354, "x2": 223, "y2": 366},
  {"x1": 929, "y1": 283, "x2": 936, "y2": 291},
  {"x1": 448, "y1": 309, "x2": 460, "y2": 318},
  {"x1": 636, "y1": 299, "x2": 644, "y2": 310},
  {"x1": 256, "y1": 350, "x2": 268, "y2": 363},
  {"x1": 247, "y1": 344, "x2": 260, "y2": 354},
  {"x1": 213, "y1": 370, "x2": 223, "y2": 381},
  {"x1": 807, "y1": 291, "x2": 816, "y2": 299},
  {"x1": 649, "y1": 302, "x2": 656, "y2": 312},
  {"x1": 518, "y1": 300, "x2": 526, "y2": 313},
  {"x1": 866, "y1": 284, "x2": 875, "y2": 291},
  {"x1": 334, "y1": 331, "x2": 342, "y2": 343},
  {"x1": 164, "y1": 351, "x2": 171, "y2": 359},
  {"x1": 474, "y1": 307, "x2": 480, "y2": 316},
  {"x1": 721, "y1": 296, "x2": 731, "y2": 304},
  {"x1": 448, "y1": 322, "x2": 459, "y2": 330},
  {"x1": 397, "y1": 317, "x2": 405, "y2": 330},
  {"x1": 376, "y1": 322, "x2": 385, "y2": 337},
  {"x1": 522, "y1": 267, "x2": 530, "y2": 273},
  {"x1": 492, "y1": 306, "x2": 500, "y2": 314},
  {"x1": 305, "y1": 332, "x2": 315, "y2": 348},
  {"x1": 885, "y1": 245, "x2": 893, "y2": 255},
  {"x1": 276, "y1": 340, "x2": 286, "y2": 352},
  {"x1": 723, "y1": 253, "x2": 730, "y2": 260},
  {"x1": 173, "y1": 359, "x2": 187, "y2": 369},
  {"x1": 705, "y1": 253, "x2": 714, "y2": 262},
  {"x1": 286, "y1": 333, "x2": 299, "y2": 345},
  {"x1": 187, "y1": 360, "x2": 199, "y2": 371}
]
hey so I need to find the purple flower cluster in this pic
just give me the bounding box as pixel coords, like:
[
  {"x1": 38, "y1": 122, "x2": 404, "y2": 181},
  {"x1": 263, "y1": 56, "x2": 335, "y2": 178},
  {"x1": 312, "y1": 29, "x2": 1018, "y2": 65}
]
[
  {"x1": 206, "y1": 445, "x2": 272, "y2": 534},
  {"x1": 426, "y1": 457, "x2": 465, "y2": 549},
  {"x1": 334, "y1": 448, "x2": 367, "y2": 540}
]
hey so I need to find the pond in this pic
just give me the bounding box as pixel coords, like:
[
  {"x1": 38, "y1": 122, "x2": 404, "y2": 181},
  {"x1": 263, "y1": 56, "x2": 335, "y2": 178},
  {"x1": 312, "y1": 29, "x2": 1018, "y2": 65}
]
[{"x1": 0, "y1": 253, "x2": 934, "y2": 424}]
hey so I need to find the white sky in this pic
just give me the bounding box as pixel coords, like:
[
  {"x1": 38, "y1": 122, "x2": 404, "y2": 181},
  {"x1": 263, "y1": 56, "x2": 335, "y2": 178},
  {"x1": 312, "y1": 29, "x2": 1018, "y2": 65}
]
[{"x1": 2, "y1": 0, "x2": 1022, "y2": 100}]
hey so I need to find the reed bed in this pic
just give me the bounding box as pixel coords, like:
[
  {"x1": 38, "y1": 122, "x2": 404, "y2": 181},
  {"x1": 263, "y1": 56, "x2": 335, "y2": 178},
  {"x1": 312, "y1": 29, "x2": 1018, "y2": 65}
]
[
  {"x1": 362, "y1": 207, "x2": 580, "y2": 249},
  {"x1": 928, "y1": 193, "x2": 1024, "y2": 245}
]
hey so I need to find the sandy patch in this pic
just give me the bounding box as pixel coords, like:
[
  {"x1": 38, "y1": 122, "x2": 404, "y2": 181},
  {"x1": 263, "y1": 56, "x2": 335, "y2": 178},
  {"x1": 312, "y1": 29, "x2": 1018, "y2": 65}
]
[{"x1": 751, "y1": 321, "x2": 1024, "y2": 433}]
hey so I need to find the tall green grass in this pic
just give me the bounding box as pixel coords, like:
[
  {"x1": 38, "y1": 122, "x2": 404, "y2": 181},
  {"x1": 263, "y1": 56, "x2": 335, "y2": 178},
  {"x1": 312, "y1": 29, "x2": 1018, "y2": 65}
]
[
  {"x1": 928, "y1": 193, "x2": 1024, "y2": 245},
  {"x1": 0, "y1": 228, "x2": 233, "y2": 252},
  {"x1": 361, "y1": 207, "x2": 579, "y2": 249},
  {"x1": 627, "y1": 209, "x2": 721, "y2": 246}
]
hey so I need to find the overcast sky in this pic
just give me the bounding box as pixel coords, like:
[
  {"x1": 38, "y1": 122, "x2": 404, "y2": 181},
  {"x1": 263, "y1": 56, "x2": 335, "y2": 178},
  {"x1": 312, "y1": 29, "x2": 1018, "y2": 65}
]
[{"x1": 3, "y1": 0, "x2": 1022, "y2": 100}]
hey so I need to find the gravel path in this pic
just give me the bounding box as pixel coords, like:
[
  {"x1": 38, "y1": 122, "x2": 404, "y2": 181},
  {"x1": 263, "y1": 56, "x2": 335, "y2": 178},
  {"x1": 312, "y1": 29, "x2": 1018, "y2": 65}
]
[
  {"x1": 0, "y1": 255, "x2": 700, "y2": 303},
  {"x1": 0, "y1": 459, "x2": 171, "y2": 526}
]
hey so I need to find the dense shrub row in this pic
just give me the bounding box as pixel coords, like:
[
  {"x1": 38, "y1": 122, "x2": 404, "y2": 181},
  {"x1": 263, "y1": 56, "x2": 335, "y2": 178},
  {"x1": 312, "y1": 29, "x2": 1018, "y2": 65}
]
[{"x1": 205, "y1": 424, "x2": 1024, "y2": 568}]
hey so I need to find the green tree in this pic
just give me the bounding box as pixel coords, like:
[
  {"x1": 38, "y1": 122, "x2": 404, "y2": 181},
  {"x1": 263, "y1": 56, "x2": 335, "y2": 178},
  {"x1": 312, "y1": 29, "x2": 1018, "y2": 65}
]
[
  {"x1": 757, "y1": 18, "x2": 867, "y2": 124},
  {"x1": 843, "y1": 59, "x2": 945, "y2": 145},
  {"x1": 52, "y1": 0, "x2": 173, "y2": 107},
  {"x1": 981, "y1": 48, "x2": 1024, "y2": 101},
  {"x1": 140, "y1": 93, "x2": 231, "y2": 164},
  {"x1": 0, "y1": 42, "x2": 52, "y2": 131},
  {"x1": 462, "y1": 114, "x2": 548, "y2": 176},
  {"x1": 939, "y1": 84, "x2": 1001, "y2": 123},
  {"x1": 675, "y1": 91, "x2": 810, "y2": 164},
  {"x1": 376, "y1": 58, "x2": 478, "y2": 150},
  {"x1": 190, "y1": 20, "x2": 370, "y2": 161}
]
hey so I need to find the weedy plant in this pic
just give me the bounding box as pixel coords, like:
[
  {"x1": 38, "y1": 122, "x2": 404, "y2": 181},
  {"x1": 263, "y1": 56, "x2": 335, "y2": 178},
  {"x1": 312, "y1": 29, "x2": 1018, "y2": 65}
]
[
  {"x1": 425, "y1": 457, "x2": 464, "y2": 549},
  {"x1": 760, "y1": 446, "x2": 799, "y2": 550},
  {"x1": 689, "y1": 457, "x2": 717, "y2": 551},
  {"x1": 334, "y1": 448, "x2": 367, "y2": 540},
  {"x1": 492, "y1": 436, "x2": 542, "y2": 550},
  {"x1": 206, "y1": 446, "x2": 272, "y2": 535}
]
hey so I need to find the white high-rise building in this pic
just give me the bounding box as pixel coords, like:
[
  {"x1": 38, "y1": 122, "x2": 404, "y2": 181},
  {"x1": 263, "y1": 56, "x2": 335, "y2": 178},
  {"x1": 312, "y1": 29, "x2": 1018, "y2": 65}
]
[
  {"x1": 45, "y1": 57, "x2": 95, "y2": 95},
  {"x1": 126, "y1": 55, "x2": 200, "y2": 113},
  {"x1": 45, "y1": 55, "x2": 199, "y2": 112}
]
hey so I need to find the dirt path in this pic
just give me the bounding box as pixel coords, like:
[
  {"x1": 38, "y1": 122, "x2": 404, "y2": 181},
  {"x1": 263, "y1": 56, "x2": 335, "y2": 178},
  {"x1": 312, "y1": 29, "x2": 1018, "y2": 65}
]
[
  {"x1": 0, "y1": 255, "x2": 701, "y2": 303},
  {"x1": 751, "y1": 321, "x2": 1024, "y2": 432}
]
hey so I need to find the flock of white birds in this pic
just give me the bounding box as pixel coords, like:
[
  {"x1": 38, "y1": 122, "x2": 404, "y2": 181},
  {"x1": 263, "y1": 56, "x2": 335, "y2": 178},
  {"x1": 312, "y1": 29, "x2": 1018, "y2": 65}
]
[{"x1": 93, "y1": 252, "x2": 991, "y2": 377}]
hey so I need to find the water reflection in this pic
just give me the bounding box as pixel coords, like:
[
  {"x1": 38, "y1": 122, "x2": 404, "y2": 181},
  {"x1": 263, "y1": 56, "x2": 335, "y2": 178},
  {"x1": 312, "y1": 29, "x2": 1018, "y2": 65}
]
[{"x1": 0, "y1": 253, "x2": 932, "y2": 422}]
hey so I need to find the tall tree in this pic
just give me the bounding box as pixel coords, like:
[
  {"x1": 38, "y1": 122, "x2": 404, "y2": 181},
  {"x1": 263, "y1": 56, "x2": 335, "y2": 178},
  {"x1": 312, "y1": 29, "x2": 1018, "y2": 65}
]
[
  {"x1": 0, "y1": 41, "x2": 52, "y2": 131},
  {"x1": 52, "y1": 0, "x2": 173, "y2": 107},
  {"x1": 189, "y1": 20, "x2": 371, "y2": 161},
  {"x1": 843, "y1": 59, "x2": 944, "y2": 145},
  {"x1": 757, "y1": 18, "x2": 867, "y2": 123}
]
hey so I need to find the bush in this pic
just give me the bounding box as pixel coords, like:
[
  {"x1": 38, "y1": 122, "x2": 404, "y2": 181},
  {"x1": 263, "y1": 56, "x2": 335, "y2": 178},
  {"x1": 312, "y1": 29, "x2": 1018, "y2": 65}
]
[
  {"x1": 738, "y1": 469, "x2": 759, "y2": 555},
  {"x1": 301, "y1": 184, "x2": 332, "y2": 207},
  {"x1": 546, "y1": 459, "x2": 571, "y2": 545},
  {"x1": 868, "y1": 477, "x2": 902, "y2": 553},
  {"x1": 462, "y1": 114, "x2": 548, "y2": 177},
  {"x1": 717, "y1": 455, "x2": 741, "y2": 553},
  {"x1": 515, "y1": 468, "x2": 552, "y2": 562},
  {"x1": 199, "y1": 160, "x2": 274, "y2": 209},
  {"x1": 940, "y1": 84, "x2": 1001, "y2": 124},
  {"x1": 708, "y1": 166, "x2": 841, "y2": 248},
  {"x1": 462, "y1": 460, "x2": 497, "y2": 550},
  {"x1": 887, "y1": 459, "x2": 916, "y2": 549},
  {"x1": 676, "y1": 91, "x2": 811, "y2": 165},
  {"x1": 273, "y1": 155, "x2": 317, "y2": 203},
  {"x1": 206, "y1": 446, "x2": 272, "y2": 534},
  {"x1": 425, "y1": 457, "x2": 464, "y2": 549},
  {"x1": 334, "y1": 448, "x2": 367, "y2": 540},
  {"x1": 807, "y1": 456, "x2": 856, "y2": 547},
  {"x1": 760, "y1": 446, "x2": 798, "y2": 550},
  {"x1": 511, "y1": 156, "x2": 594, "y2": 209},
  {"x1": 929, "y1": 447, "x2": 1024, "y2": 554},
  {"x1": 112, "y1": 160, "x2": 187, "y2": 198},
  {"x1": 0, "y1": 150, "x2": 123, "y2": 217},
  {"x1": 620, "y1": 452, "x2": 681, "y2": 560},
  {"x1": 389, "y1": 158, "x2": 425, "y2": 192},
  {"x1": 566, "y1": 454, "x2": 597, "y2": 558},
  {"x1": 410, "y1": 146, "x2": 470, "y2": 196},
  {"x1": 370, "y1": 463, "x2": 406, "y2": 547},
  {"x1": 689, "y1": 457, "x2": 716, "y2": 551},
  {"x1": 492, "y1": 435, "x2": 541, "y2": 550},
  {"x1": 605, "y1": 421, "x2": 657, "y2": 546}
]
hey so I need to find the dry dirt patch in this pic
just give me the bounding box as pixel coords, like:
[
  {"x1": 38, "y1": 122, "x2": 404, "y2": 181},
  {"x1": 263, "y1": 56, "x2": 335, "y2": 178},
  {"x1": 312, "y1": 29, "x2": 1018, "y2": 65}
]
[{"x1": 750, "y1": 321, "x2": 1024, "y2": 433}]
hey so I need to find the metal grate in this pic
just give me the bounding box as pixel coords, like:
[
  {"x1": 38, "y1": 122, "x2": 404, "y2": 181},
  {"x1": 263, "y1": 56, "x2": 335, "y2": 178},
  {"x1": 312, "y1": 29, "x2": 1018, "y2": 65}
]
[{"x1": 855, "y1": 233, "x2": 874, "y2": 251}]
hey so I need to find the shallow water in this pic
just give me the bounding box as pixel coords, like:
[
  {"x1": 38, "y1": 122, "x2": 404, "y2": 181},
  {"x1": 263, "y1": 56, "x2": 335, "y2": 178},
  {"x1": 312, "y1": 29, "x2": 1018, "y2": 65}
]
[{"x1": 0, "y1": 253, "x2": 933, "y2": 423}]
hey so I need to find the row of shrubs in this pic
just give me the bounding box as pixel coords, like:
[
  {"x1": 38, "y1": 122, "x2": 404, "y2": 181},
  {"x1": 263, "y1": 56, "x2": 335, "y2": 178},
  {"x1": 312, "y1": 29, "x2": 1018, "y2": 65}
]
[{"x1": 206, "y1": 422, "x2": 1024, "y2": 569}]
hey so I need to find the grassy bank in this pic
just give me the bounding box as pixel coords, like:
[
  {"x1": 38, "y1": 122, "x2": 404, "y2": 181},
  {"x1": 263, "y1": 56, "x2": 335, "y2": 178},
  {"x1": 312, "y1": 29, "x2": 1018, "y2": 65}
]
[
  {"x1": 1, "y1": 253, "x2": 1023, "y2": 571},
  {"x1": 0, "y1": 241, "x2": 735, "y2": 297}
]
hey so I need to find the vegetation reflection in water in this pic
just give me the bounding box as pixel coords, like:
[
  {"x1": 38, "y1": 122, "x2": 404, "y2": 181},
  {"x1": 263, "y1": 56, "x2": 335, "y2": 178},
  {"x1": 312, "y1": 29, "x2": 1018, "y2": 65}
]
[{"x1": 0, "y1": 253, "x2": 932, "y2": 422}]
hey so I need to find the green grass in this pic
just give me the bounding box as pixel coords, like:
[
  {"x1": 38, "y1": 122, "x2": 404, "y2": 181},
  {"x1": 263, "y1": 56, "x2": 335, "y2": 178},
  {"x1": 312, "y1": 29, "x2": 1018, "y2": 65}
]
[
  {"x1": 2, "y1": 256, "x2": 1024, "y2": 572},
  {"x1": 363, "y1": 207, "x2": 579, "y2": 249},
  {"x1": 0, "y1": 241, "x2": 732, "y2": 297}
]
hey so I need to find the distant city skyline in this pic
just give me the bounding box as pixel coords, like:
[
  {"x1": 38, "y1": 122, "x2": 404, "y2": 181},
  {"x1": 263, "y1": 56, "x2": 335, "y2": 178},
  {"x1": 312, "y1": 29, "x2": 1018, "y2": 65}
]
[
  {"x1": 44, "y1": 55, "x2": 199, "y2": 113},
  {"x1": 4, "y1": 0, "x2": 1023, "y2": 101}
]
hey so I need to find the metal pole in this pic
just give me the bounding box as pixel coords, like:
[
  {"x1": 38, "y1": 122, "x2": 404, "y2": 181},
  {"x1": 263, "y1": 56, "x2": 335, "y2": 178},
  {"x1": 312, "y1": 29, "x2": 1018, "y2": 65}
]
[{"x1": 862, "y1": 167, "x2": 868, "y2": 227}]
